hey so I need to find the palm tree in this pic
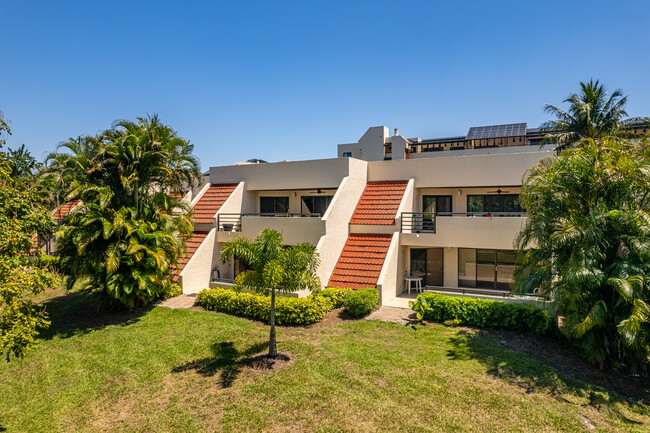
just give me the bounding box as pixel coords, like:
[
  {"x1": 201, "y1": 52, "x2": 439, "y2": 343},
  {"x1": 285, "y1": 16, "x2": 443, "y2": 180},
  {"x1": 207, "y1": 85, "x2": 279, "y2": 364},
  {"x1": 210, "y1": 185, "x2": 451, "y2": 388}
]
[
  {"x1": 48, "y1": 115, "x2": 201, "y2": 307},
  {"x1": 541, "y1": 79, "x2": 649, "y2": 151},
  {"x1": 221, "y1": 229, "x2": 320, "y2": 358},
  {"x1": 515, "y1": 137, "x2": 650, "y2": 370}
]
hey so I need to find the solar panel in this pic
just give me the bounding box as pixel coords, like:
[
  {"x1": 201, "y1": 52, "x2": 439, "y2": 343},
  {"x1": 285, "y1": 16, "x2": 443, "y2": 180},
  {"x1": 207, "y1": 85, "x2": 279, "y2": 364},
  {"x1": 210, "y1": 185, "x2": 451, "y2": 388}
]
[{"x1": 466, "y1": 123, "x2": 527, "y2": 140}]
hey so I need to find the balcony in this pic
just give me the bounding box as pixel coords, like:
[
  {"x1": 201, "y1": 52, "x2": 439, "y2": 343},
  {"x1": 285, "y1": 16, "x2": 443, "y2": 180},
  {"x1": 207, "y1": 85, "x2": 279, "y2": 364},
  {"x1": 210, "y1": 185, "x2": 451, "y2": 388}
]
[
  {"x1": 399, "y1": 212, "x2": 527, "y2": 250},
  {"x1": 216, "y1": 213, "x2": 325, "y2": 245}
]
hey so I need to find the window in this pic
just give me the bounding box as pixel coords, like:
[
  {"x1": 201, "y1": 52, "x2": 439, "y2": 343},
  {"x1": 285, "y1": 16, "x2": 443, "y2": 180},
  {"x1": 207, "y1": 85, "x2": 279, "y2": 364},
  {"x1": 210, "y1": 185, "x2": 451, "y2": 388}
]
[
  {"x1": 423, "y1": 195, "x2": 452, "y2": 214},
  {"x1": 301, "y1": 195, "x2": 333, "y2": 216},
  {"x1": 260, "y1": 196, "x2": 289, "y2": 215},
  {"x1": 467, "y1": 194, "x2": 523, "y2": 214},
  {"x1": 342, "y1": 152, "x2": 352, "y2": 158}
]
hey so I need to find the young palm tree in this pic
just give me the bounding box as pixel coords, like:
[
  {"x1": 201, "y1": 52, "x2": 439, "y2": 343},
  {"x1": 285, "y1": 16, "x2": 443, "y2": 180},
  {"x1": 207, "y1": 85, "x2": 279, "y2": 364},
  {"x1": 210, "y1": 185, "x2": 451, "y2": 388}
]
[
  {"x1": 541, "y1": 80, "x2": 649, "y2": 151},
  {"x1": 515, "y1": 137, "x2": 650, "y2": 370},
  {"x1": 47, "y1": 115, "x2": 201, "y2": 307},
  {"x1": 221, "y1": 229, "x2": 320, "y2": 358}
]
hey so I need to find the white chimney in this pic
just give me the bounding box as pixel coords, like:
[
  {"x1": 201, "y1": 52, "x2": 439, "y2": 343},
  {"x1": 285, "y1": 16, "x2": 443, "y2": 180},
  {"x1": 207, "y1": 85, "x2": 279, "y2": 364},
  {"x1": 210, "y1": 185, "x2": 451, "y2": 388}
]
[{"x1": 394, "y1": 128, "x2": 399, "y2": 136}]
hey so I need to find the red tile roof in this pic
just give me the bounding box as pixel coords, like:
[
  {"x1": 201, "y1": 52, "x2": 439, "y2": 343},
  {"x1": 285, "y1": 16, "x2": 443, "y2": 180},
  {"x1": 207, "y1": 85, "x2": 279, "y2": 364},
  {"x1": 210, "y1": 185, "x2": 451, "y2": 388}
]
[
  {"x1": 53, "y1": 200, "x2": 80, "y2": 220},
  {"x1": 349, "y1": 180, "x2": 408, "y2": 225},
  {"x1": 327, "y1": 233, "x2": 392, "y2": 289},
  {"x1": 193, "y1": 184, "x2": 238, "y2": 224},
  {"x1": 172, "y1": 231, "x2": 209, "y2": 281}
]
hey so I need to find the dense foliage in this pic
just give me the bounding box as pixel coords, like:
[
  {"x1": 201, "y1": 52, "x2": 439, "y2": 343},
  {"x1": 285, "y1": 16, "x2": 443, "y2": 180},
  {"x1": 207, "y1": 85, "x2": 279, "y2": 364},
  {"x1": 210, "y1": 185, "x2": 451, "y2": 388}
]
[
  {"x1": 343, "y1": 288, "x2": 379, "y2": 317},
  {"x1": 196, "y1": 287, "x2": 331, "y2": 325},
  {"x1": 410, "y1": 293, "x2": 551, "y2": 335},
  {"x1": 221, "y1": 229, "x2": 320, "y2": 357},
  {"x1": 319, "y1": 287, "x2": 353, "y2": 308},
  {"x1": 43, "y1": 115, "x2": 201, "y2": 307},
  {"x1": 0, "y1": 113, "x2": 60, "y2": 361},
  {"x1": 541, "y1": 80, "x2": 649, "y2": 151},
  {"x1": 516, "y1": 138, "x2": 650, "y2": 369}
]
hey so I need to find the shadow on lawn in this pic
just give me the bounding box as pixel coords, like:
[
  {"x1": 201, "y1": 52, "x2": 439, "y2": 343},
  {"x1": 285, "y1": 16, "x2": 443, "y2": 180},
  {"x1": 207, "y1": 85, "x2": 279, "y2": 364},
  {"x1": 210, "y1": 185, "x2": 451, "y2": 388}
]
[
  {"x1": 446, "y1": 329, "x2": 648, "y2": 423},
  {"x1": 172, "y1": 341, "x2": 269, "y2": 387},
  {"x1": 39, "y1": 289, "x2": 152, "y2": 341}
]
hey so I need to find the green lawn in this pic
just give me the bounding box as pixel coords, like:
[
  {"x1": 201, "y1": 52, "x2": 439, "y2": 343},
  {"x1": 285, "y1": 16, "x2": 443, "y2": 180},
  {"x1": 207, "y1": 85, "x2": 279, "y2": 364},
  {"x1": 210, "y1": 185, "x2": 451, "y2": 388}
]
[{"x1": 1, "y1": 291, "x2": 649, "y2": 433}]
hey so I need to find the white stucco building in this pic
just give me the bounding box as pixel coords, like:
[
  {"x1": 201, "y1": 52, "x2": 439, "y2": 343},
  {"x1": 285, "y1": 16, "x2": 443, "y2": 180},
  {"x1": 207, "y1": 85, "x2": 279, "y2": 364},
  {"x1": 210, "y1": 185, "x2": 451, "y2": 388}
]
[{"x1": 175, "y1": 123, "x2": 556, "y2": 307}]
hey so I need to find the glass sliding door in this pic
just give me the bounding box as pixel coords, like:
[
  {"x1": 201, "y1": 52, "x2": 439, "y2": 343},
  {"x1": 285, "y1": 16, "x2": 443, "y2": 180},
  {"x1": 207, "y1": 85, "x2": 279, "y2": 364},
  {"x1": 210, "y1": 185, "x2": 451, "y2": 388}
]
[
  {"x1": 410, "y1": 248, "x2": 444, "y2": 287},
  {"x1": 458, "y1": 248, "x2": 519, "y2": 291},
  {"x1": 458, "y1": 248, "x2": 477, "y2": 287},
  {"x1": 496, "y1": 250, "x2": 517, "y2": 290},
  {"x1": 476, "y1": 249, "x2": 496, "y2": 289}
]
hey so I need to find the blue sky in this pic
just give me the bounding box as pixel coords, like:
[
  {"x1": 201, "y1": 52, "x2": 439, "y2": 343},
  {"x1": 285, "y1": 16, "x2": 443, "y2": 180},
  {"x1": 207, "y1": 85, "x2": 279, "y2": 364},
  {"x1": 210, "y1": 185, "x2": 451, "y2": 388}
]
[{"x1": 2, "y1": 0, "x2": 649, "y2": 169}]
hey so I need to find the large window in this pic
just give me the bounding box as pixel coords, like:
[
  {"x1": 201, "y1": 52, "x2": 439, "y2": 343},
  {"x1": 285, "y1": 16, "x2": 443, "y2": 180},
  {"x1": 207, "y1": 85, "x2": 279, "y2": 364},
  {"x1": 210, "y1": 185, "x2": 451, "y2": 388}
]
[
  {"x1": 467, "y1": 194, "x2": 523, "y2": 214},
  {"x1": 458, "y1": 248, "x2": 520, "y2": 291},
  {"x1": 301, "y1": 195, "x2": 333, "y2": 216},
  {"x1": 260, "y1": 196, "x2": 289, "y2": 214}
]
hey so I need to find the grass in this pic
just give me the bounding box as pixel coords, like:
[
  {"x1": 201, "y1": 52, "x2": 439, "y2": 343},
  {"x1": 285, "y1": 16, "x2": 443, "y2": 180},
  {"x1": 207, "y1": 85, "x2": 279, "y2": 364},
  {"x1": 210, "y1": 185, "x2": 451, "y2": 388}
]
[{"x1": 1, "y1": 290, "x2": 649, "y2": 432}]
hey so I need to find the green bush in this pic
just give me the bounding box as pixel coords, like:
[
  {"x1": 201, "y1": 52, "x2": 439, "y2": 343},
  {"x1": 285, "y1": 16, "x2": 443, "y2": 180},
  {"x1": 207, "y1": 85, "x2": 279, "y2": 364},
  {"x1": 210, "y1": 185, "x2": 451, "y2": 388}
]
[
  {"x1": 319, "y1": 287, "x2": 353, "y2": 308},
  {"x1": 410, "y1": 293, "x2": 551, "y2": 334},
  {"x1": 158, "y1": 280, "x2": 182, "y2": 300},
  {"x1": 196, "y1": 287, "x2": 332, "y2": 326},
  {"x1": 343, "y1": 288, "x2": 379, "y2": 317}
]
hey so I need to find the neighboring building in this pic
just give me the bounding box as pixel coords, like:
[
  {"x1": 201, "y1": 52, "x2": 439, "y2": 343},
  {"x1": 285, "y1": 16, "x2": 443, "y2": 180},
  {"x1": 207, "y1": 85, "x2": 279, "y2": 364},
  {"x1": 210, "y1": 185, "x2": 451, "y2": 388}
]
[{"x1": 176, "y1": 123, "x2": 558, "y2": 308}]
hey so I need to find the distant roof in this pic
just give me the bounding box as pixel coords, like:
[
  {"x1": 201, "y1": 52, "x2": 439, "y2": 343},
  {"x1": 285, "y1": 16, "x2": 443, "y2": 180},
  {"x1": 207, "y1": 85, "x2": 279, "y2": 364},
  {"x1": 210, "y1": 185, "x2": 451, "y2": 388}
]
[
  {"x1": 247, "y1": 158, "x2": 268, "y2": 163},
  {"x1": 466, "y1": 123, "x2": 527, "y2": 140}
]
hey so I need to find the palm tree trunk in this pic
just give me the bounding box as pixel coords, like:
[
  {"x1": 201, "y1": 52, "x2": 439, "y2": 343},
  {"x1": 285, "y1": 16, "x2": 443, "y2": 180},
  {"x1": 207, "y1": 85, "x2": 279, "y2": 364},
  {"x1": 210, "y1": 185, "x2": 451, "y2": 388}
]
[{"x1": 268, "y1": 288, "x2": 277, "y2": 358}]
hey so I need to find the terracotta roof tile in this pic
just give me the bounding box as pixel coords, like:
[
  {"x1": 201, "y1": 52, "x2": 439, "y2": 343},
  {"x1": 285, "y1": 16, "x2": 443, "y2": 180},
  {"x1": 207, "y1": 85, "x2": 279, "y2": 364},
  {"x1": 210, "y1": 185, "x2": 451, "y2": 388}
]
[
  {"x1": 327, "y1": 233, "x2": 392, "y2": 289},
  {"x1": 349, "y1": 180, "x2": 408, "y2": 225},
  {"x1": 193, "y1": 184, "x2": 238, "y2": 224},
  {"x1": 53, "y1": 200, "x2": 81, "y2": 220},
  {"x1": 172, "y1": 231, "x2": 209, "y2": 281}
]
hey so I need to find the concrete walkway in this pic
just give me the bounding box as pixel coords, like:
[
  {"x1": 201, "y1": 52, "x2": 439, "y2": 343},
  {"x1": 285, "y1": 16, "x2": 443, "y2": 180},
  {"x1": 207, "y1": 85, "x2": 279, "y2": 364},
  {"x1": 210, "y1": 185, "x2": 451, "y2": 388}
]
[
  {"x1": 367, "y1": 306, "x2": 418, "y2": 325},
  {"x1": 154, "y1": 294, "x2": 197, "y2": 309}
]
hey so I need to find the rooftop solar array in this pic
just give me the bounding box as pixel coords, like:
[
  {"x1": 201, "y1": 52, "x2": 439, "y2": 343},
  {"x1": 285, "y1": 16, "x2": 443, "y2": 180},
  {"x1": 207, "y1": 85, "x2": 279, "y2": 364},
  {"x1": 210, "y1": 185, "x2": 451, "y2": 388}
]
[{"x1": 466, "y1": 123, "x2": 527, "y2": 140}]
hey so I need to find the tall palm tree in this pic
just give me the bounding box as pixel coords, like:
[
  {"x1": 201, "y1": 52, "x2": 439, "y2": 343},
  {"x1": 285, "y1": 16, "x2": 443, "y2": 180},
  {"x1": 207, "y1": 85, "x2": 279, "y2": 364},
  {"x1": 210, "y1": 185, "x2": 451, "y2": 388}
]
[
  {"x1": 48, "y1": 115, "x2": 201, "y2": 307},
  {"x1": 515, "y1": 137, "x2": 650, "y2": 370},
  {"x1": 541, "y1": 80, "x2": 649, "y2": 151},
  {"x1": 221, "y1": 229, "x2": 320, "y2": 358}
]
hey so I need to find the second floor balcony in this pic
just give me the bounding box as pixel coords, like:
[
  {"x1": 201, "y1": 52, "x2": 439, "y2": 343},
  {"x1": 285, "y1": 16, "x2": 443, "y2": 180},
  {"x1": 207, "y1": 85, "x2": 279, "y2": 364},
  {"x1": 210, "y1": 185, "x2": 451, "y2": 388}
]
[{"x1": 216, "y1": 212, "x2": 325, "y2": 245}]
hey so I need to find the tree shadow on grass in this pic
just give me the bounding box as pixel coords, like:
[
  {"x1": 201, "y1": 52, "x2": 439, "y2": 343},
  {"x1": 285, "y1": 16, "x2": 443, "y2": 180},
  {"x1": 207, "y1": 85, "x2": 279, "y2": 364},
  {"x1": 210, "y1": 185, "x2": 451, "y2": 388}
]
[
  {"x1": 38, "y1": 289, "x2": 152, "y2": 341},
  {"x1": 446, "y1": 329, "x2": 648, "y2": 425},
  {"x1": 172, "y1": 341, "x2": 269, "y2": 388}
]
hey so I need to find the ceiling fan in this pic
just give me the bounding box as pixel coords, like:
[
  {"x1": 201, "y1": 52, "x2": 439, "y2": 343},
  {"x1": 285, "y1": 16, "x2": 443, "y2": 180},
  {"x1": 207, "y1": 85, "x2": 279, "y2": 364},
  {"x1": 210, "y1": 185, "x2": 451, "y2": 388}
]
[{"x1": 486, "y1": 187, "x2": 510, "y2": 195}]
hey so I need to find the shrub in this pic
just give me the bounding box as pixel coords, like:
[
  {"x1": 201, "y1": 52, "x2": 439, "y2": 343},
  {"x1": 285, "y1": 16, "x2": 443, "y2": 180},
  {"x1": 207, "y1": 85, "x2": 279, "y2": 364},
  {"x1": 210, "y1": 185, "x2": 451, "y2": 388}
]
[
  {"x1": 319, "y1": 287, "x2": 353, "y2": 308},
  {"x1": 410, "y1": 293, "x2": 551, "y2": 335},
  {"x1": 158, "y1": 280, "x2": 182, "y2": 300},
  {"x1": 343, "y1": 288, "x2": 379, "y2": 317},
  {"x1": 197, "y1": 287, "x2": 332, "y2": 326}
]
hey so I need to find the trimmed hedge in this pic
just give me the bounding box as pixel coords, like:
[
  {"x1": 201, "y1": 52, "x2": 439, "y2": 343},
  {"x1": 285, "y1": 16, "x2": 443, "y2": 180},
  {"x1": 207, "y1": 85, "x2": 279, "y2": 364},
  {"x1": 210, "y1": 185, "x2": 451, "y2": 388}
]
[
  {"x1": 343, "y1": 287, "x2": 379, "y2": 317},
  {"x1": 196, "y1": 288, "x2": 332, "y2": 326},
  {"x1": 409, "y1": 293, "x2": 551, "y2": 334},
  {"x1": 319, "y1": 287, "x2": 354, "y2": 308}
]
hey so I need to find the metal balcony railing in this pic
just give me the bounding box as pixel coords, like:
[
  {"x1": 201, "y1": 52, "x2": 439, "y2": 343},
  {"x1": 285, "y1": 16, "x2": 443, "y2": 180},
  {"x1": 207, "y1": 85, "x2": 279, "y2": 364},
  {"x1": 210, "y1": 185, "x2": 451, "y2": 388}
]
[
  {"x1": 400, "y1": 212, "x2": 436, "y2": 234},
  {"x1": 216, "y1": 212, "x2": 322, "y2": 232},
  {"x1": 399, "y1": 211, "x2": 527, "y2": 234}
]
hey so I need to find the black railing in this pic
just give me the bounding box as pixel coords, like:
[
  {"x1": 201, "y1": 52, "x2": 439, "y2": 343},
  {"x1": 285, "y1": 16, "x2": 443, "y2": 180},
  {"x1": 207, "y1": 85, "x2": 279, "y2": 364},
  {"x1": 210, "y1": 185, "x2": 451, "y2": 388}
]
[
  {"x1": 400, "y1": 212, "x2": 437, "y2": 234},
  {"x1": 216, "y1": 212, "x2": 322, "y2": 232},
  {"x1": 400, "y1": 211, "x2": 527, "y2": 234}
]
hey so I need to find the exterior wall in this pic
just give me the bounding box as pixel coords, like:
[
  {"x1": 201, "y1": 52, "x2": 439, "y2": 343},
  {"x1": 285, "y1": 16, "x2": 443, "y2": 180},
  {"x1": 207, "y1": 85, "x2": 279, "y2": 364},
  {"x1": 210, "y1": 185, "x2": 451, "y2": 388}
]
[
  {"x1": 400, "y1": 217, "x2": 526, "y2": 250},
  {"x1": 367, "y1": 149, "x2": 553, "y2": 187},
  {"x1": 376, "y1": 232, "x2": 400, "y2": 303},
  {"x1": 218, "y1": 181, "x2": 245, "y2": 215},
  {"x1": 241, "y1": 216, "x2": 325, "y2": 246},
  {"x1": 209, "y1": 157, "x2": 362, "y2": 190},
  {"x1": 180, "y1": 228, "x2": 216, "y2": 294},
  {"x1": 337, "y1": 126, "x2": 389, "y2": 161},
  {"x1": 312, "y1": 174, "x2": 368, "y2": 295}
]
